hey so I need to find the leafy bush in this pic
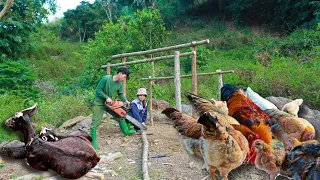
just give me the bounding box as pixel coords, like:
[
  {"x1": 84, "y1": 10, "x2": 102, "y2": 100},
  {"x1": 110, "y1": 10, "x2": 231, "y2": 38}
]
[{"x1": 0, "y1": 61, "x2": 39, "y2": 98}]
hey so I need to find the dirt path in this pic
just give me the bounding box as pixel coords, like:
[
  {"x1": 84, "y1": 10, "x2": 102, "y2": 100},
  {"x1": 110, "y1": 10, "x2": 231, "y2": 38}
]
[{"x1": 0, "y1": 114, "x2": 289, "y2": 180}]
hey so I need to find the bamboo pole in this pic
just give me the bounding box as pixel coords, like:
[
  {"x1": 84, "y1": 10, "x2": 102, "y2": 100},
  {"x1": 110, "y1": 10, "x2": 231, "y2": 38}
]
[
  {"x1": 191, "y1": 46, "x2": 197, "y2": 118},
  {"x1": 148, "y1": 76, "x2": 153, "y2": 126},
  {"x1": 122, "y1": 57, "x2": 127, "y2": 96},
  {"x1": 107, "y1": 62, "x2": 111, "y2": 75},
  {"x1": 174, "y1": 51, "x2": 181, "y2": 111},
  {"x1": 141, "y1": 131, "x2": 150, "y2": 180},
  {"x1": 101, "y1": 52, "x2": 195, "y2": 69},
  {"x1": 216, "y1": 69, "x2": 223, "y2": 100},
  {"x1": 139, "y1": 70, "x2": 234, "y2": 81},
  {"x1": 111, "y1": 39, "x2": 209, "y2": 59}
]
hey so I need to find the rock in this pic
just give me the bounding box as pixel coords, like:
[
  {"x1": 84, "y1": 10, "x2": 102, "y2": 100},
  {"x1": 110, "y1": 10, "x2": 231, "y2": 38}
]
[
  {"x1": 59, "y1": 116, "x2": 86, "y2": 129},
  {"x1": 71, "y1": 116, "x2": 92, "y2": 131},
  {"x1": 152, "y1": 98, "x2": 169, "y2": 110}
]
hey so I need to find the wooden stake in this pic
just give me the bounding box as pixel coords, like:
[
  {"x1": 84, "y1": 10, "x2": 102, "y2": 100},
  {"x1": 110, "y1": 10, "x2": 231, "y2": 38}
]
[
  {"x1": 122, "y1": 57, "x2": 127, "y2": 96},
  {"x1": 174, "y1": 51, "x2": 181, "y2": 111},
  {"x1": 148, "y1": 76, "x2": 153, "y2": 126},
  {"x1": 191, "y1": 45, "x2": 197, "y2": 118},
  {"x1": 217, "y1": 69, "x2": 223, "y2": 100}
]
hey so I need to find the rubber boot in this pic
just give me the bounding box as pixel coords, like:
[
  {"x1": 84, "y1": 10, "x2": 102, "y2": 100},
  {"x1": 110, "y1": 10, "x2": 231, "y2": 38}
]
[
  {"x1": 90, "y1": 128, "x2": 98, "y2": 150},
  {"x1": 127, "y1": 122, "x2": 132, "y2": 130},
  {"x1": 119, "y1": 119, "x2": 136, "y2": 136}
]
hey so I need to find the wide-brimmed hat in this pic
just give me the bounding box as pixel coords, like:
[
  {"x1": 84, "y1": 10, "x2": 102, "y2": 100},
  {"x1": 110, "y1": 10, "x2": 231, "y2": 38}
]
[{"x1": 137, "y1": 88, "x2": 147, "y2": 96}]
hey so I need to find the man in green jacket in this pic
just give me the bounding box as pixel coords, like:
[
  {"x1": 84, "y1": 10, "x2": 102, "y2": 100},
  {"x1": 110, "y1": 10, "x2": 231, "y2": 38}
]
[{"x1": 90, "y1": 67, "x2": 136, "y2": 150}]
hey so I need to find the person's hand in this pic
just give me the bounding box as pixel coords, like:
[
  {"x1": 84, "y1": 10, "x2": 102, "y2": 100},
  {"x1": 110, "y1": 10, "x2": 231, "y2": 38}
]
[
  {"x1": 125, "y1": 100, "x2": 130, "y2": 105},
  {"x1": 105, "y1": 98, "x2": 112, "y2": 105}
]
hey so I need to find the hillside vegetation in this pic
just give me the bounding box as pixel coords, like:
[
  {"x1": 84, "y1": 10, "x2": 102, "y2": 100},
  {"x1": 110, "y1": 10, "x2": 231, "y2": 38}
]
[{"x1": 0, "y1": 1, "x2": 319, "y2": 142}]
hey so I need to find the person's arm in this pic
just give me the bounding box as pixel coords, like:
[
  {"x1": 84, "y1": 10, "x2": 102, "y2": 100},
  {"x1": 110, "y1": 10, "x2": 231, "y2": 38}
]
[
  {"x1": 95, "y1": 76, "x2": 110, "y2": 99},
  {"x1": 142, "y1": 108, "x2": 148, "y2": 123},
  {"x1": 130, "y1": 103, "x2": 142, "y2": 122}
]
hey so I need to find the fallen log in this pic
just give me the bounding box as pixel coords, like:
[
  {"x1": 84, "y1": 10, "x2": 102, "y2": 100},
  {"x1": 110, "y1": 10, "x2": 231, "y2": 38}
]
[{"x1": 142, "y1": 130, "x2": 150, "y2": 180}]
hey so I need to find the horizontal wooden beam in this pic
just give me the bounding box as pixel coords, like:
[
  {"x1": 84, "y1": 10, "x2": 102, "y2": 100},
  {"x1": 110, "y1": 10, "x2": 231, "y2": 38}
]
[
  {"x1": 111, "y1": 39, "x2": 209, "y2": 59},
  {"x1": 101, "y1": 51, "x2": 195, "y2": 68},
  {"x1": 139, "y1": 70, "x2": 234, "y2": 81}
]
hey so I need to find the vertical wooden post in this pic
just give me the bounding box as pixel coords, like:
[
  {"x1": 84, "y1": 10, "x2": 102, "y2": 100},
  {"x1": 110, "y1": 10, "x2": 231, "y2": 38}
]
[
  {"x1": 217, "y1": 69, "x2": 223, "y2": 100},
  {"x1": 106, "y1": 62, "x2": 111, "y2": 128},
  {"x1": 174, "y1": 51, "x2": 181, "y2": 111},
  {"x1": 191, "y1": 45, "x2": 197, "y2": 117},
  {"x1": 122, "y1": 57, "x2": 127, "y2": 96},
  {"x1": 148, "y1": 76, "x2": 153, "y2": 126},
  {"x1": 107, "y1": 63, "x2": 111, "y2": 75}
]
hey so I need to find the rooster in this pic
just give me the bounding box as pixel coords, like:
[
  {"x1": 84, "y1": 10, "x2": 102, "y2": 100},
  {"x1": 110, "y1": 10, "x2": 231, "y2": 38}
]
[
  {"x1": 252, "y1": 140, "x2": 286, "y2": 180},
  {"x1": 265, "y1": 108, "x2": 316, "y2": 148},
  {"x1": 221, "y1": 84, "x2": 273, "y2": 164}
]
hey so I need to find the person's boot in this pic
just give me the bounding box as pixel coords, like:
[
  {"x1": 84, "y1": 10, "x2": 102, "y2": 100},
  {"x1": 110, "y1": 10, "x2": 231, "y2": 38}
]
[
  {"x1": 90, "y1": 128, "x2": 98, "y2": 150},
  {"x1": 127, "y1": 122, "x2": 132, "y2": 130},
  {"x1": 119, "y1": 119, "x2": 136, "y2": 136}
]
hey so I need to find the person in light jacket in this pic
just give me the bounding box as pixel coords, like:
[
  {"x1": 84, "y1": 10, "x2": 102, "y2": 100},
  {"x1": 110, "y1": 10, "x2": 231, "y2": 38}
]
[{"x1": 127, "y1": 88, "x2": 148, "y2": 131}]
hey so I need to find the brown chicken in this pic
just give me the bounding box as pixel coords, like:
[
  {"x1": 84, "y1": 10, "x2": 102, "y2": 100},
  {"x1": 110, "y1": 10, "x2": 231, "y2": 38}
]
[
  {"x1": 162, "y1": 107, "x2": 249, "y2": 179},
  {"x1": 198, "y1": 111, "x2": 249, "y2": 180},
  {"x1": 221, "y1": 84, "x2": 273, "y2": 164},
  {"x1": 265, "y1": 108, "x2": 316, "y2": 148},
  {"x1": 162, "y1": 108, "x2": 201, "y2": 139},
  {"x1": 184, "y1": 92, "x2": 239, "y2": 125},
  {"x1": 252, "y1": 140, "x2": 286, "y2": 180},
  {"x1": 184, "y1": 92, "x2": 259, "y2": 163}
]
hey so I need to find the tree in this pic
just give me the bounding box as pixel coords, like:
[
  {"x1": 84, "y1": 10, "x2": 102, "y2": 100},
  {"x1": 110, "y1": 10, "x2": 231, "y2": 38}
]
[
  {"x1": 0, "y1": 0, "x2": 56, "y2": 59},
  {"x1": 0, "y1": 0, "x2": 13, "y2": 19}
]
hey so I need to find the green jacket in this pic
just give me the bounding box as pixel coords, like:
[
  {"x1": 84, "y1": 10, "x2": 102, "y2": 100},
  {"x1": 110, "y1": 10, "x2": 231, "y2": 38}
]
[{"x1": 93, "y1": 75, "x2": 127, "y2": 105}]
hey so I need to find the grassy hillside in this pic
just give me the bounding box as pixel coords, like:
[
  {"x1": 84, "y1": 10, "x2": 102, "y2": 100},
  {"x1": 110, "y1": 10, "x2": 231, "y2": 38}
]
[{"x1": 1, "y1": 20, "x2": 319, "y2": 142}]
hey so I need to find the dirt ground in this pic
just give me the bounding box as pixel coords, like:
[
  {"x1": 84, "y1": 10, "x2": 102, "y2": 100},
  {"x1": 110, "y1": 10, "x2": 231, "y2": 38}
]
[{"x1": 0, "y1": 111, "x2": 289, "y2": 180}]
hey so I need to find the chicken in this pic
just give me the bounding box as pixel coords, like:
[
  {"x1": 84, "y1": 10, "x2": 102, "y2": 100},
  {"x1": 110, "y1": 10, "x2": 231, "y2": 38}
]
[
  {"x1": 286, "y1": 137, "x2": 319, "y2": 151},
  {"x1": 266, "y1": 108, "x2": 316, "y2": 148},
  {"x1": 282, "y1": 99, "x2": 303, "y2": 117},
  {"x1": 281, "y1": 143, "x2": 320, "y2": 180},
  {"x1": 198, "y1": 112, "x2": 249, "y2": 180},
  {"x1": 185, "y1": 92, "x2": 259, "y2": 163},
  {"x1": 252, "y1": 140, "x2": 286, "y2": 180},
  {"x1": 162, "y1": 108, "x2": 201, "y2": 139},
  {"x1": 184, "y1": 92, "x2": 239, "y2": 125},
  {"x1": 307, "y1": 157, "x2": 320, "y2": 180},
  {"x1": 221, "y1": 84, "x2": 273, "y2": 164}
]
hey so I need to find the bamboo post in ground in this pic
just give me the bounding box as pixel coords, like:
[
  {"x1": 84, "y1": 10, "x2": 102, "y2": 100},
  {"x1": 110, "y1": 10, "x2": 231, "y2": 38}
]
[
  {"x1": 106, "y1": 62, "x2": 111, "y2": 127},
  {"x1": 148, "y1": 76, "x2": 153, "y2": 126},
  {"x1": 191, "y1": 45, "x2": 197, "y2": 118},
  {"x1": 174, "y1": 51, "x2": 181, "y2": 111},
  {"x1": 217, "y1": 69, "x2": 223, "y2": 100},
  {"x1": 107, "y1": 63, "x2": 111, "y2": 75},
  {"x1": 141, "y1": 131, "x2": 150, "y2": 180},
  {"x1": 122, "y1": 57, "x2": 127, "y2": 96}
]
